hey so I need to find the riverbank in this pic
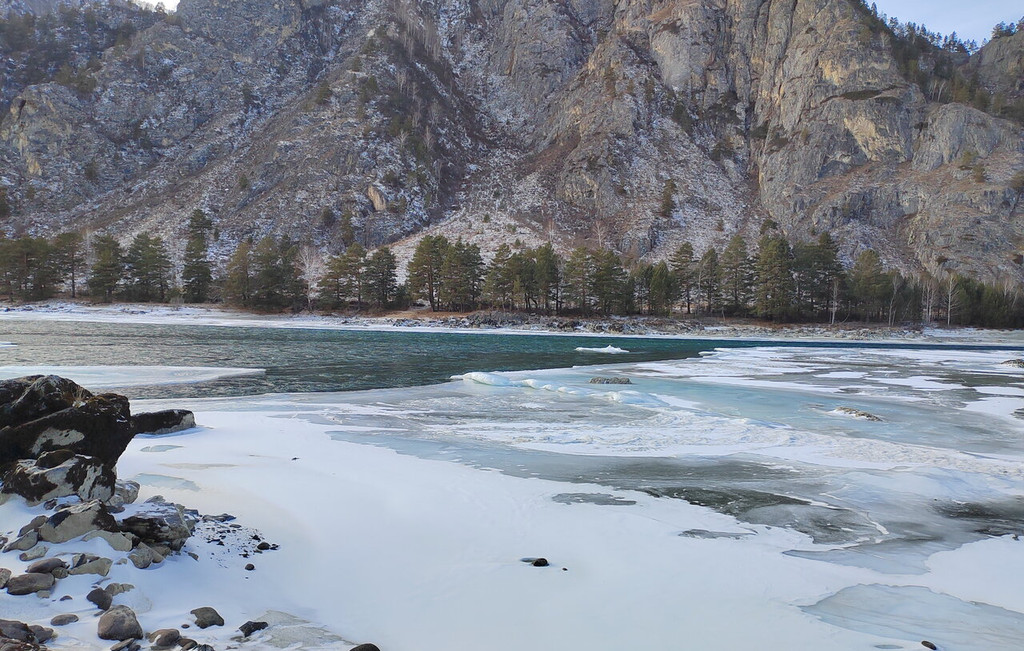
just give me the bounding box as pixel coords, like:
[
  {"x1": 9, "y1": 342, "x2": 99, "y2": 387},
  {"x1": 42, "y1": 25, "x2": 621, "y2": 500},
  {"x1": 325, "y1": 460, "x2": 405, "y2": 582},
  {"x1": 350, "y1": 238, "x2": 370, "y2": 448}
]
[{"x1": 3, "y1": 300, "x2": 1023, "y2": 345}]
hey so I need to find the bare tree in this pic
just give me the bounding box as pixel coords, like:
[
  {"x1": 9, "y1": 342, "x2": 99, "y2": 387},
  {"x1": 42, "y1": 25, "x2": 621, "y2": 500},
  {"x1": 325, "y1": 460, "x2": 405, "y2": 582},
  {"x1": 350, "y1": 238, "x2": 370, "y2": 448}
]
[{"x1": 298, "y1": 244, "x2": 327, "y2": 311}]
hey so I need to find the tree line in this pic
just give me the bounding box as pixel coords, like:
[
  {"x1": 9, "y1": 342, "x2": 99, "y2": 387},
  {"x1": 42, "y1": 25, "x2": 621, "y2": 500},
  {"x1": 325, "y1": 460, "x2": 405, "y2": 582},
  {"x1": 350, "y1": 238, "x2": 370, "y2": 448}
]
[{"x1": 3, "y1": 219, "x2": 1024, "y2": 327}]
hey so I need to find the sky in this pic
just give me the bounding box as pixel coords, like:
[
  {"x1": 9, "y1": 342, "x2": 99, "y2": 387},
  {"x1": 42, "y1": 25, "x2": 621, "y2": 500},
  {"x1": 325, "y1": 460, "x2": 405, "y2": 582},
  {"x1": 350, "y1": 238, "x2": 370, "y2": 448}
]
[
  {"x1": 151, "y1": 0, "x2": 1019, "y2": 46},
  {"x1": 872, "y1": 0, "x2": 1021, "y2": 44}
]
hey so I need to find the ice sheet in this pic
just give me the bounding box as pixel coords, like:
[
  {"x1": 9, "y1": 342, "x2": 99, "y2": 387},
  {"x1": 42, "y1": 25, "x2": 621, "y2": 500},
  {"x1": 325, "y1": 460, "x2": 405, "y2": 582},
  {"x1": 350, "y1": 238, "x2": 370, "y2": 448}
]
[{"x1": 0, "y1": 365, "x2": 265, "y2": 388}]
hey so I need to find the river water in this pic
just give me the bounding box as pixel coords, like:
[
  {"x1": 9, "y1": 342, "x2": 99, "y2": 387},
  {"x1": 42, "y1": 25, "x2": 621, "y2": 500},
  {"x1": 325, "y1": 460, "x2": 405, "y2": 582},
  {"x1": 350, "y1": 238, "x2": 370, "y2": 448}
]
[{"x1": 3, "y1": 318, "x2": 1024, "y2": 648}]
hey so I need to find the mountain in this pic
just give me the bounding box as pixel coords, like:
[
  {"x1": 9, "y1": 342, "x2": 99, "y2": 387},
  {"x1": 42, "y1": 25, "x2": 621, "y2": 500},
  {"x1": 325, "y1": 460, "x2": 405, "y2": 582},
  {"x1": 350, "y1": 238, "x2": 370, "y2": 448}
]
[{"x1": 0, "y1": 0, "x2": 1022, "y2": 283}]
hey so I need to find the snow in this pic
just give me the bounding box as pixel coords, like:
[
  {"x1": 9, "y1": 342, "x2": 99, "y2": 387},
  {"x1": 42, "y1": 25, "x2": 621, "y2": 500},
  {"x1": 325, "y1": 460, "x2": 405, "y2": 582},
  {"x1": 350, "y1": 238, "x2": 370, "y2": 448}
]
[
  {"x1": 574, "y1": 345, "x2": 630, "y2": 354},
  {"x1": 0, "y1": 366, "x2": 265, "y2": 389}
]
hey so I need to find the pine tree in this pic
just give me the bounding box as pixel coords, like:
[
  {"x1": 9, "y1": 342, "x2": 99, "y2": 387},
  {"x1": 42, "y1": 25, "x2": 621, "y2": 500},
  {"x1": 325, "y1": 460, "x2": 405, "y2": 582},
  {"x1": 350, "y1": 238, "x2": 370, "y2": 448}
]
[
  {"x1": 562, "y1": 247, "x2": 594, "y2": 315},
  {"x1": 533, "y1": 243, "x2": 561, "y2": 314},
  {"x1": 592, "y1": 249, "x2": 628, "y2": 316},
  {"x1": 483, "y1": 244, "x2": 516, "y2": 309},
  {"x1": 320, "y1": 243, "x2": 367, "y2": 309},
  {"x1": 850, "y1": 249, "x2": 888, "y2": 321},
  {"x1": 124, "y1": 233, "x2": 172, "y2": 302},
  {"x1": 438, "y1": 240, "x2": 484, "y2": 311},
  {"x1": 182, "y1": 209, "x2": 214, "y2": 303},
  {"x1": 697, "y1": 247, "x2": 721, "y2": 315},
  {"x1": 670, "y1": 242, "x2": 695, "y2": 314},
  {"x1": 224, "y1": 239, "x2": 253, "y2": 307},
  {"x1": 648, "y1": 261, "x2": 673, "y2": 316},
  {"x1": 364, "y1": 247, "x2": 398, "y2": 308},
  {"x1": 719, "y1": 234, "x2": 751, "y2": 316},
  {"x1": 52, "y1": 232, "x2": 85, "y2": 298},
  {"x1": 408, "y1": 235, "x2": 450, "y2": 311},
  {"x1": 89, "y1": 234, "x2": 124, "y2": 302},
  {"x1": 753, "y1": 234, "x2": 794, "y2": 320}
]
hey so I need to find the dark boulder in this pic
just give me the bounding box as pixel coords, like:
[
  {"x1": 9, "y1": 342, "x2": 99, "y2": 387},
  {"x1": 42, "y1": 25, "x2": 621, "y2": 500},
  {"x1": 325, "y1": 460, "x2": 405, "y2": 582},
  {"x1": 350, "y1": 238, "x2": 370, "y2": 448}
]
[
  {"x1": 118, "y1": 496, "x2": 196, "y2": 551},
  {"x1": 0, "y1": 389, "x2": 133, "y2": 468},
  {"x1": 25, "y1": 558, "x2": 67, "y2": 575},
  {"x1": 87, "y1": 587, "x2": 113, "y2": 611},
  {"x1": 351, "y1": 645, "x2": 382, "y2": 651},
  {"x1": 147, "y1": 628, "x2": 180, "y2": 648},
  {"x1": 97, "y1": 606, "x2": 143, "y2": 641},
  {"x1": 131, "y1": 410, "x2": 195, "y2": 436},
  {"x1": 238, "y1": 621, "x2": 268, "y2": 637},
  {"x1": 49, "y1": 614, "x2": 78, "y2": 626},
  {"x1": 1, "y1": 454, "x2": 116, "y2": 504},
  {"x1": 0, "y1": 621, "x2": 34, "y2": 643},
  {"x1": 0, "y1": 375, "x2": 89, "y2": 429},
  {"x1": 190, "y1": 607, "x2": 224, "y2": 629}
]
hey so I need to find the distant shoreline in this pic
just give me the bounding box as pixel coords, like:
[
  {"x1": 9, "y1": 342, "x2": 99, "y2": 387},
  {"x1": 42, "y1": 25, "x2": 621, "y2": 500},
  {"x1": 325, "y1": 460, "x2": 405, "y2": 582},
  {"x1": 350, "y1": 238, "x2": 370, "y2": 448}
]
[{"x1": 3, "y1": 300, "x2": 1024, "y2": 346}]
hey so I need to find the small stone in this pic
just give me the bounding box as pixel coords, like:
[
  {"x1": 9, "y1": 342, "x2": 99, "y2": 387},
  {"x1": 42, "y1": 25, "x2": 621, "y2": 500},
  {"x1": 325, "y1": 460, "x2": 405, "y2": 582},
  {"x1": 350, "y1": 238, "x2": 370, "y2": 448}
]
[
  {"x1": 59, "y1": 595, "x2": 72, "y2": 601},
  {"x1": 5, "y1": 572, "x2": 55, "y2": 595},
  {"x1": 37, "y1": 589, "x2": 51, "y2": 598},
  {"x1": 921, "y1": 643, "x2": 938, "y2": 651},
  {"x1": 51, "y1": 613, "x2": 79, "y2": 626},
  {"x1": 178, "y1": 638, "x2": 198, "y2": 650},
  {"x1": 52, "y1": 567, "x2": 69, "y2": 579},
  {"x1": 147, "y1": 628, "x2": 180, "y2": 648},
  {"x1": 104, "y1": 583, "x2": 134, "y2": 597},
  {"x1": 87, "y1": 587, "x2": 114, "y2": 610},
  {"x1": 193, "y1": 645, "x2": 214, "y2": 651},
  {"x1": 256, "y1": 542, "x2": 271, "y2": 551},
  {"x1": 18, "y1": 545, "x2": 48, "y2": 561},
  {"x1": 244, "y1": 563, "x2": 255, "y2": 571},
  {"x1": 531, "y1": 558, "x2": 549, "y2": 567},
  {"x1": 238, "y1": 620, "x2": 268, "y2": 637},
  {"x1": 190, "y1": 607, "x2": 224, "y2": 629},
  {"x1": 26, "y1": 557, "x2": 67, "y2": 575},
  {"x1": 351, "y1": 645, "x2": 382, "y2": 651},
  {"x1": 110, "y1": 640, "x2": 140, "y2": 651},
  {"x1": 0, "y1": 568, "x2": 10, "y2": 588},
  {"x1": 97, "y1": 605, "x2": 143, "y2": 641}
]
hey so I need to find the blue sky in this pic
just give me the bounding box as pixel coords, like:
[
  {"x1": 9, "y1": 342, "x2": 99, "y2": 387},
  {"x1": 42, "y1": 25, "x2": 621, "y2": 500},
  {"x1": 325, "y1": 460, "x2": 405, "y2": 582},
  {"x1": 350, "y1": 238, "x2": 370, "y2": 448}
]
[
  {"x1": 872, "y1": 0, "x2": 1021, "y2": 44},
  {"x1": 154, "y1": 0, "x2": 1019, "y2": 46}
]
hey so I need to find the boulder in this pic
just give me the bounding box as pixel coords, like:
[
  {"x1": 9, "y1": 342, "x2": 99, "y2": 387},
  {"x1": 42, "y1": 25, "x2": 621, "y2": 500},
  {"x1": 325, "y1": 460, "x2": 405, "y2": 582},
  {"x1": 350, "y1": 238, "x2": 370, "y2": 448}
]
[
  {"x1": 0, "y1": 384, "x2": 134, "y2": 468},
  {"x1": 97, "y1": 606, "x2": 143, "y2": 641},
  {"x1": 351, "y1": 645, "x2": 382, "y2": 651},
  {"x1": 0, "y1": 621, "x2": 34, "y2": 643},
  {"x1": 131, "y1": 410, "x2": 195, "y2": 436},
  {"x1": 25, "y1": 558, "x2": 66, "y2": 575},
  {"x1": 3, "y1": 532, "x2": 37, "y2": 553},
  {"x1": 127, "y1": 543, "x2": 159, "y2": 569},
  {"x1": 5, "y1": 573, "x2": 54, "y2": 596},
  {"x1": 36, "y1": 500, "x2": 117, "y2": 544},
  {"x1": 0, "y1": 375, "x2": 89, "y2": 430},
  {"x1": 118, "y1": 496, "x2": 196, "y2": 551},
  {"x1": 190, "y1": 607, "x2": 224, "y2": 629},
  {"x1": 106, "y1": 481, "x2": 141, "y2": 511},
  {"x1": 68, "y1": 556, "x2": 112, "y2": 577},
  {"x1": 588, "y1": 376, "x2": 632, "y2": 384},
  {"x1": 1, "y1": 454, "x2": 116, "y2": 504},
  {"x1": 110, "y1": 641, "x2": 141, "y2": 651},
  {"x1": 87, "y1": 587, "x2": 113, "y2": 611},
  {"x1": 83, "y1": 530, "x2": 133, "y2": 552},
  {"x1": 238, "y1": 621, "x2": 268, "y2": 637},
  {"x1": 27, "y1": 627, "x2": 52, "y2": 645},
  {"x1": 17, "y1": 546, "x2": 46, "y2": 561},
  {"x1": 147, "y1": 629, "x2": 180, "y2": 648},
  {"x1": 0, "y1": 569, "x2": 10, "y2": 588},
  {"x1": 49, "y1": 614, "x2": 78, "y2": 626}
]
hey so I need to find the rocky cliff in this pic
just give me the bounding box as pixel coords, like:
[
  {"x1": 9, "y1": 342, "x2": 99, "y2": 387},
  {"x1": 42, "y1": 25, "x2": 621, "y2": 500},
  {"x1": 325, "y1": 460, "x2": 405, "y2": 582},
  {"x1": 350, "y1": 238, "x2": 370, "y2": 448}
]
[{"x1": 0, "y1": 0, "x2": 1022, "y2": 282}]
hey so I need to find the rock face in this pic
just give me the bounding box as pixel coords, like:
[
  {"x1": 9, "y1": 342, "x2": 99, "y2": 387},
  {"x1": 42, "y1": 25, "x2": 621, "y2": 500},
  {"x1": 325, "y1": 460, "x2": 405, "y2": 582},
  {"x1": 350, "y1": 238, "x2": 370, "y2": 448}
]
[
  {"x1": 0, "y1": 376, "x2": 134, "y2": 468},
  {"x1": 36, "y1": 499, "x2": 118, "y2": 543},
  {"x1": 0, "y1": 0, "x2": 1021, "y2": 282},
  {"x1": 4, "y1": 572, "x2": 55, "y2": 596},
  {"x1": 2, "y1": 453, "x2": 116, "y2": 504}
]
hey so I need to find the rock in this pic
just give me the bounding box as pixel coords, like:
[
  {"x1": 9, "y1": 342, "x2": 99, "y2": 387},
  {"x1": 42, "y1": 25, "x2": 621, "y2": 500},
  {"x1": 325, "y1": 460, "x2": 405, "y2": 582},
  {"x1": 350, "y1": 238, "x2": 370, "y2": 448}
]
[
  {"x1": 83, "y1": 530, "x2": 134, "y2": 552},
  {"x1": 109, "y1": 640, "x2": 140, "y2": 651},
  {"x1": 18, "y1": 516, "x2": 47, "y2": 536},
  {"x1": 238, "y1": 621, "x2": 268, "y2": 637},
  {"x1": 1, "y1": 454, "x2": 116, "y2": 504},
  {"x1": 28, "y1": 626, "x2": 52, "y2": 644},
  {"x1": 17, "y1": 545, "x2": 47, "y2": 562},
  {"x1": 3, "y1": 532, "x2": 37, "y2": 552},
  {"x1": 25, "y1": 558, "x2": 67, "y2": 575},
  {"x1": 87, "y1": 587, "x2": 113, "y2": 611},
  {"x1": 0, "y1": 375, "x2": 89, "y2": 429},
  {"x1": 0, "y1": 569, "x2": 10, "y2": 588},
  {"x1": 5, "y1": 573, "x2": 55, "y2": 596},
  {"x1": 104, "y1": 583, "x2": 134, "y2": 597},
  {"x1": 588, "y1": 376, "x2": 632, "y2": 384},
  {"x1": 0, "y1": 620, "x2": 34, "y2": 642},
  {"x1": 147, "y1": 629, "x2": 180, "y2": 648},
  {"x1": 118, "y1": 496, "x2": 196, "y2": 551},
  {"x1": 37, "y1": 500, "x2": 118, "y2": 544},
  {"x1": 97, "y1": 606, "x2": 143, "y2": 641},
  {"x1": 50, "y1": 614, "x2": 78, "y2": 626},
  {"x1": 69, "y1": 556, "x2": 112, "y2": 577},
  {"x1": 131, "y1": 410, "x2": 195, "y2": 435},
  {"x1": 256, "y1": 541, "x2": 272, "y2": 551},
  {"x1": 351, "y1": 645, "x2": 381, "y2": 651},
  {"x1": 127, "y1": 543, "x2": 157, "y2": 569},
  {"x1": 244, "y1": 563, "x2": 255, "y2": 571},
  {"x1": 107, "y1": 480, "x2": 141, "y2": 510},
  {"x1": 0, "y1": 378, "x2": 134, "y2": 468},
  {"x1": 531, "y1": 558, "x2": 549, "y2": 567},
  {"x1": 1001, "y1": 359, "x2": 1024, "y2": 368},
  {"x1": 178, "y1": 639, "x2": 197, "y2": 650},
  {"x1": 190, "y1": 607, "x2": 224, "y2": 629},
  {"x1": 833, "y1": 406, "x2": 883, "y2": 422},
  {"x1": 921, "y1": 642, "x2": 938, "y2": 650}
]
